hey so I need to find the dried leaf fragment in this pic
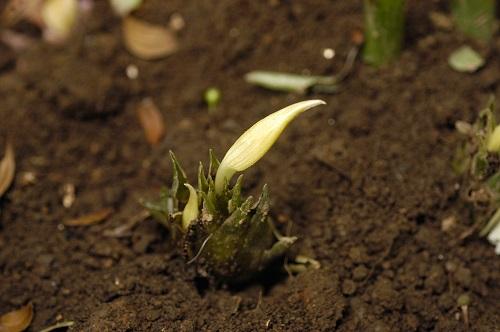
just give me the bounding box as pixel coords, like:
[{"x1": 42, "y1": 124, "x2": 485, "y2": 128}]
[
  {"x1": 0, "y1": 142, "x2": 15, "y2": 198},
  {"x1": 0, "y1": 303, "x2": 33, "y2": 332},
  {"x1": 245, "y1": 47, "x2": 358, "y2": 94},
  {"x1": 41, "y1": 0, "x2": 79, "y2": 42},
  {"x1": 244, "y1": 71, "x2": 333, "y2": 94},
  {"x1": 136, "y1": 98, "x2": 165, "y2": 145},
  {"x1": 39, "y1": 321, "x2": 75, "y2": 332},
  {"x1": 109, "y1": 0, "x2": 142, "y2": 16},
  {"x1": 64, "y1": 208, "x2": 113, "y2": 226},
  {"x1": 122, "y1": 17, "x2": 179, "y2": 60}
]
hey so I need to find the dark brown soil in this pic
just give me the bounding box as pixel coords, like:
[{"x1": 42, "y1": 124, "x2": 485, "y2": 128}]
[{"x1": 1, "y1": 0, "x2": 500, "y2": 331}]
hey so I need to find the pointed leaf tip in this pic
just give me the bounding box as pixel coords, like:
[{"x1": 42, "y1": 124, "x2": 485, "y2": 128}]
[
  {"x1": 215, "y1": 100, "x2": 325, "y2": 193},
  {"x1": 487, "y1": 125, "x2": 500, "y2": 152},
  {"x1": 182, "y1": 183, "x2": 198, "y2": 230}
]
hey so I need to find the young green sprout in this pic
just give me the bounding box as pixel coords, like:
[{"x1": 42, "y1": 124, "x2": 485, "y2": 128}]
[
  {"x1": 146, "y1": 100, "x2": 325, "y2": 281},
  {"x1": 363, "y1": 0, "x2": 405, "y2": 67},
  {"x1": 451, "y1": 0, "x2": 496, "y2": 42},
  {"x1": 454, "y1": 97, "x2": 500, "y2": 254},
  {"x1": 204, "y1": 87, "x2": 221, "y2": 113}
]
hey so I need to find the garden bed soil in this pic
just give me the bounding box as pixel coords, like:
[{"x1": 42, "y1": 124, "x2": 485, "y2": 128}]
[{"x1": 0, "y1": 0, "x2": 499, "y2": 331}]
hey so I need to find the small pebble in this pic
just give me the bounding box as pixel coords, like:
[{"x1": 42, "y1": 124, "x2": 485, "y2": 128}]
[
  {"x1": 441, "y1": 216, "x2": 456, "y2": 232},
  {"x1": 341, "y1": 279, "x2": 357, "y2": 295},
  {"x1": 322, "y1": 48, "x2": 335, "y2": 59},
  {"x1": 126, "y1": 64, "x2": 139, "y2": 79},
  {"x1": 20, "y1": 171, "x2": 36, "y2": 186},
  {"x1": 169, "y1": 13, "x2": 185, "y2": 31},
  {"x1": 352, "y1": 265, "x2": 369, "y2": 281},
  {"x1": 62, "y1": 183, "x2": 76, "y2": 208}
]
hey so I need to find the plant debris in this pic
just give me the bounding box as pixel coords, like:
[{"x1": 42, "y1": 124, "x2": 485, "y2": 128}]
[
  {"x1": 64, "y1": 208, "x2": 113, "y2": 226},
  {"x1": 109, "y1": 0, "x2": 142, "y2": 16},
  {"x1": 454, "y1": 97, "x2": 500, "y2": 253},
  {"x1": 122, "y1": 16, "x2": 179, "y2": 60},
  {"x1": 245, "y1": 71, "x2": 335, "y2": 94},
  {"x1": 41, "y1": 0, "x2": 79, "y2": 43},
  {"x1": 39, "y1": 321, "x2": 75, "y2": 332},
  {"x1": 448, "y1": 46, "x2": 485, "y2": 73},
  {"x1": 135, "y1": 98, "x2": 165, "y2": 146},
  {"x1": 0, "y1": 142, "x2": 15, "y2": 199},
  {"x1": 245, "y1": 47, "x2": 358, "y2": 94},
  {"x1": 103, "y1": 210, "x2": 150, "y2": 237},
  {"x1": 0, "y1": 303, "x2": 33, "y2": 332}
]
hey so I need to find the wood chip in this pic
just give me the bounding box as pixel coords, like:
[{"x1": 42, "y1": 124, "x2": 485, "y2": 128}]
[
  {"x1": 0, "y1": 142, "x2": 15, "y2": 199},
  {"x1": 441, "y1": 216, "x2": 456, "y2": 232},
  {"x1": 0, "y1": 303, "x2": 33, "y2": 332},
  {"x1": 122, "y1": 16, "x2": 179, "y2": 60},
  {"x1": 64, "y1": 208, "x2": 113, "y2": 226},
  {"x1": 136, "y1": 98, "x2": 165, "y2": 145}
]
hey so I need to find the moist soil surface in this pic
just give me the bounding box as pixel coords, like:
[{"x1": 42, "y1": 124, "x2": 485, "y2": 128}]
[{"x1": 1, "y1": 1, "x2": 500, "y2": 331}]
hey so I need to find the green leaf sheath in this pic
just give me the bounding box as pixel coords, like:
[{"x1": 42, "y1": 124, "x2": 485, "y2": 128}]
[
  {"x1": 169, "y1": 151, "x2": 189, "y2": 203},
  {"x1": 451, "y1": 0, "x2": 496, "y2": 41},
  {"x1": 363, "y1": 0, "x2": 405, "y2": 66}
]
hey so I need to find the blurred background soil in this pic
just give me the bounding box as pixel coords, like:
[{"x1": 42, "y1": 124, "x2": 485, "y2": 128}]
[{"x1": 0, "y1": 0, "x2": 499, "y2": 331}]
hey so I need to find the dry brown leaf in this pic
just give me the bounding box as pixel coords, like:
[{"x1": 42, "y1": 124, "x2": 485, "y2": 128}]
[
  {"x1": 136, "y1": 98, "x2": 165, "y2": 145},
  {"x1": 64, "y1": 208, "x2": 113, "y2": 226},
  {"x1": 122, "y1": 16, "x2": 178, "y2": 60},
  {"x1": 0, "y1": 142, "x2": 16, "y2": 198},
  {"x1": 0, "y1": 303, "x2": 33, "y2": 332}
]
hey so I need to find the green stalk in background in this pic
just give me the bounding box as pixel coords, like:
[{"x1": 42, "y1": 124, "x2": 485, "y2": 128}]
[
  {"x1": 363, "y1": 0, "x2": 405, "y2": 67},
  {"x1": 451, "y1": 0, "x2": 496, "y2": 41}
]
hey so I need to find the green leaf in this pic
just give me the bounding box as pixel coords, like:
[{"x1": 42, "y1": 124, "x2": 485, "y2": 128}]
[
  {"x1": 201, "y1": 191, "x2": 217, "y2": 217},
  {"x1": 471, "y1": 150, "x2": 489, "y2": 178},
  {"x1": 228, "y1": 175, "x2": 244, "y2": 214},
  {"x1": 452, "y1": 144, "x2": 470, "y2": 174},
  {"x1": 486, "y1": 172, "x2": 500, "y2": 193},
  {"x1": 169, "y1": 151, "x2": 189, "y2": 202},
  {"x1": 227, "y1": 196, "x2": 254, "y2": 225},
  {"x1": 448, "y1": 46, "x2": 485, "y2": 73},
  {"x1": 363, "y1": 0, "x2": 405, "y2": 67},
  {"x1": 451, "y1": 0, "x2": 496, "y2": 41},
  {"x1": 198, "y1": 162, "x2": 209, "y2": 194},
  {"x1": 480, "y1": 208, "x2": 500, "y2": 236},
  {"x1": 208, "y1": 149, "x2": 220, "y2": 177},
  {"x1": 252, "y1": 184, "x2": 270, "y2": 225},
  {"x1": 478, "y1": 98, "x2": 496, "y2": 136}
]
